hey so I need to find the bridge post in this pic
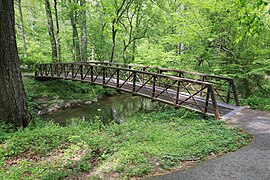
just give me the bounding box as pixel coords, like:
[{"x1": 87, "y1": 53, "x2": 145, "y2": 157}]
[
  {"x1": 133, "y1": 72, "x2": 136, "y2": 93},
  {"x1": 175, "y1": 80, "x2": 181, "y2": 105},
  {"x1": 90, "y1": 66, "x2": 94, "y2": 82},
  {"x1": 71, "y1": 64, "x2": 74, "y2": 79},
  {"x1": 80, "y1": 65, "x2": 83, "y2": 80},
  {"x1": 209, "y1": 85, "x2": 220, "y2": 119},
  {"x1": 152, "y1": 76, "x2": 156, "y2": 99},
  {"x1": 116, "y1": 69, "x2": 120, "y2": 88},
  {"x1": 102, "y1": 67, "x2": 106, "y2": 84},
  {"x1": 204, "y1": 87, "x2": 210, "y2": 113}
]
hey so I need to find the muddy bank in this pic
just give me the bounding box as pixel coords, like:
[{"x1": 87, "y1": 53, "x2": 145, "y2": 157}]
[{"x1": 35, "y1": 97, "x2": 100, "y2": 115}]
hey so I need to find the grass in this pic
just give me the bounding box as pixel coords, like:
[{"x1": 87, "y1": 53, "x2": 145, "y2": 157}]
[
  {"x1": 0, "y1": 77, "x2": 253, "y2": 179},
  {"x1": 23, "y1": 78, "x2": 116, "y2": 113},
  {"x1": 0, "y1": 108, "x2": 251, "y2": 179}
]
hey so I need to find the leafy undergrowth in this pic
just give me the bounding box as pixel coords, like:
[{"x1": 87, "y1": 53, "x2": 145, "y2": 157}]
[
  {"x1": 242, "y1": 95, "x2": 270, "y2": 111},
  {"x1": 23, "y1": 78, "x2": 116, "y2": 113},
  {"x1": 0, "y1": 108, "x2": 251, "y2": 179},
  {"x1": 241, "y1": 80, "x2": 270, "y2": 111}
]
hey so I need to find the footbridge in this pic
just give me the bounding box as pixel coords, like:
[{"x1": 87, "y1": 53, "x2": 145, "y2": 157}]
[{"x1": 34, "y1": 62, "x2": 244, "y2": 119}]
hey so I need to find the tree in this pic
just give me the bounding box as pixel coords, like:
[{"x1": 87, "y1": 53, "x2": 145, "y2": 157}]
[
  {"x1": 119, "y1": 0, "x2": 155, "y2": 62},
  {"x1": 69, "y1": 0, "x2": 81, "y2": 62},
  {"x1": 80, "y1": 0, "x2": 87, "y2": 62},
  {"x1": 54, "y1": 0, "x2": 62, "y2": 62},
  {"x1": 100, "y1": 0, "x2": 134, "y2": 62},
  {"x1": 0, "y1": 0, "x2": 31, "y2": 127},
  {"x1": 44, "y1": 0, "x2": 58, "y2": 61},
  {"x1": 16, "y1": 0, "x2": 27, "y2": 58}
]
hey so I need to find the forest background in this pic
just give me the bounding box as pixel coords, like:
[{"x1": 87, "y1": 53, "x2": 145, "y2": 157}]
[{"x1": 16, "y1": 0, "x2": 270, "y2": 102}]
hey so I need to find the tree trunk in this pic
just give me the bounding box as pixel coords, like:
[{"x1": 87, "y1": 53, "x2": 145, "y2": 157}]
[
  {"x1": 69, "y1": 0, "x2": 81, "y2": 62},
  {"x1": 0, "y1": 0, "x2": 31, "y2": 127},
  {"x1": 54, "y1": 0, "x2": 61, "y2": 62},
  {"x1": 177, "y1": 43, "x2": 184, "y2": 54},
  {"x1": 80, "y1": 0, "x2": 87, "y2": 62},
  {"x1": 44, "y1": 0, "x2": 57, "y2": 61},
  {"x1": 110, "y1": 21, "x2": 117, "y2": 62},
  {"x1": 71, "y1": 14, "x2": 81, "y2": 62},
  {"x1": 16, "y1": 0, "x2": 27, "y2": 58}
]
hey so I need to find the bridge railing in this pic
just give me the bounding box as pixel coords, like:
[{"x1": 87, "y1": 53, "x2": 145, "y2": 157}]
[
  {"x1": 87, "y1": 61, "x2": 239, "y2": 106},
  {"x1": 35, "y1": 63, "x2": 222, "y2": 118}
]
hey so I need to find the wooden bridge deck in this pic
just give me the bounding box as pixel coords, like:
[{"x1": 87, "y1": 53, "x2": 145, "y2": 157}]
[{"x1": 33, "y1": 63, "x2": 244, "y2": 119}]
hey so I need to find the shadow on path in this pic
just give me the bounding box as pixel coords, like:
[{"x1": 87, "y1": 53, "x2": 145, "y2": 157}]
[{"x1": 148, "y1": 109, "x2": 270, "y2": 180}]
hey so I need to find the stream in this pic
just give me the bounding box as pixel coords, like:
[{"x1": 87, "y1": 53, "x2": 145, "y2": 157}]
[{"x1": 42, "y1": 94, "x2": 158, "y2": 125}]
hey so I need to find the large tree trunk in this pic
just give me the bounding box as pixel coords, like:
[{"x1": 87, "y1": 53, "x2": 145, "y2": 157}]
[
  {"x1": 44, "y1": 0, "x2": 58, "y2": 61},
  {"x1": 54, "y1": 0, "x2": 61, "y2": 62},
  {"x1": 0, "y1": 0, "x2": 31, "y2": 127},
  {"x1": 80, "y1": 0, "x2": 87, "y2": 62},
  {"x1": 16, "y1": 0, "x2": 27, "y2": 58},
  {"x1": 69, "y1": 0, "x2": 81, "y2": 62},
  {"x1": 71, "y1": 12, "x2": 81, "y2": 62}
]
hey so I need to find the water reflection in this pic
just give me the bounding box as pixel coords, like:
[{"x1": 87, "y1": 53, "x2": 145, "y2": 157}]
[{"x1": 43, "y1": 94, "x2": 158, "y2": 125}]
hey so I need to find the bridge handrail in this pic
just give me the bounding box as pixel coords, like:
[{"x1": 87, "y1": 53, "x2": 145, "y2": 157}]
[
  {"x1": 86, "y1": 61, "x2": 232, "y2": 80},
  {"x1": 36, "y1": 63, "x2": 214, "y2": 86},
  {"x1": 85, "y1": 61, "x2": 239, "y2": 106}
]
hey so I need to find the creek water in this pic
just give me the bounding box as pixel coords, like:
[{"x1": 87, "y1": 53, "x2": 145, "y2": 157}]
[{"x1": 42, "y1": 94, "x2": 158, "y2": 125}]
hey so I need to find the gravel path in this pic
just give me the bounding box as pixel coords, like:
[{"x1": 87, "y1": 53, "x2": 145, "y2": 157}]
[{"x1": 148, "y1": 109, "x2": 270, "y2": 180}]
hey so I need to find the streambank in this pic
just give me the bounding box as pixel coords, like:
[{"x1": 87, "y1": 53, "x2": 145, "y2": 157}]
[
  {"x1": 23, "y1": 78, "x2": 117, "y2": 115},
  {"x1": 36, "y1": 97, "x2": 100, "y2": 115}
]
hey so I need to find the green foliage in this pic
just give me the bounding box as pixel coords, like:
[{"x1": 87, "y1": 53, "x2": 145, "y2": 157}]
[
  {"x1": 241, "y1": 80, "x2": 270, "y2": 111},
  {"x1": 0, "y1": 108, "x2": 251, "y2": 179},
  {"x1": 15, "y1": 0, "x2": 270, "y2": 99}
]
